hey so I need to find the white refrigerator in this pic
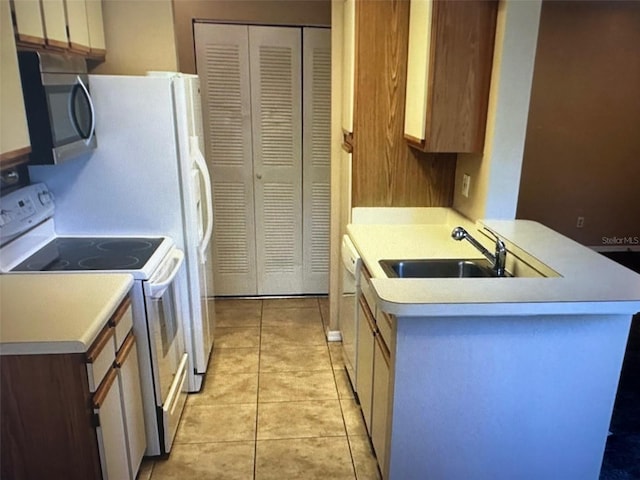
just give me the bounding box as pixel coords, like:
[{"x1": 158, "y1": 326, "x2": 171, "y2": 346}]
[{"x1": 30, "y1": 73, "x2": 215, "y2": 392}]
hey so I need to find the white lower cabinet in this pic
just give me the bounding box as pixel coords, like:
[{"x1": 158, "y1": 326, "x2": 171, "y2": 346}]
[
  {"x1": 356, "y1": 295, "x2": 375, "y2": 431},
  {"x1": 117, "y1": 333, "x2": 146, "y2": 479},
  {"x1": 94, "y1": 368, "x2": 130, "y2": 480},
  {"x1": 356, "y1": 267, "x2": 394, "y2": 479},
  {"x1": 372, "y1": 333, "x2": 391, "y2": 476}
]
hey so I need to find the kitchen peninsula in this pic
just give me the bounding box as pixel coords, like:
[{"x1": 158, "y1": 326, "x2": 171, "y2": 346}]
[{"x1": 346, "y1": 209, "x2": 640, "y2": 480}]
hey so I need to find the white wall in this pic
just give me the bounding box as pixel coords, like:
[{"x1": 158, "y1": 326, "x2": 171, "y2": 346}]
[{"x1": 454, "y1": 0, "x2": 542, "y2": 221}]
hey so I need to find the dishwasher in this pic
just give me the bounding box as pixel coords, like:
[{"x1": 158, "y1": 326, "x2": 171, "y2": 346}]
[{"x1": 340, "y1": 235, "x2": 362, "y2": 388}]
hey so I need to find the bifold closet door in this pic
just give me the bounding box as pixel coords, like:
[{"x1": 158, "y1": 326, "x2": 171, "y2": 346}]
[
  {"x1": 302, "y1": 27, "x2": 331, "y2": 294},
  {"x1": 194, "y1": 23, "x2": 258, "y2": 296},
  {"x1": 249, "y1": 26, "x2": 303, "y2": 295}
]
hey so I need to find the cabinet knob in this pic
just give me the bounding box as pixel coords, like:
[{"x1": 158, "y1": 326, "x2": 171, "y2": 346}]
[{"x1": 256, "y1": 173, "x2": 263, "y2": 180}]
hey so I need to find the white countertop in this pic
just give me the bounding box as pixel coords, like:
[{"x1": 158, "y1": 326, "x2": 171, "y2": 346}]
[
  {"x1": 347, "y1": 213, "x2": 640, "y2": 317},
  {"x1": 0, "y1": 273, "x2": 134, "y2": 355}
]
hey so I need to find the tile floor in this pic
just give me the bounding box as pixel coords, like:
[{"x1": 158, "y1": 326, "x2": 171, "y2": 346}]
[{"x1": 138, "y1": 296, "x2": 380, "y2": 480}]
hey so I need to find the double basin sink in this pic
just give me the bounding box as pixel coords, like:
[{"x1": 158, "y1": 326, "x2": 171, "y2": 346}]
[{"x1": 379, "y1": 258, "x2": 510, "y2": 278}]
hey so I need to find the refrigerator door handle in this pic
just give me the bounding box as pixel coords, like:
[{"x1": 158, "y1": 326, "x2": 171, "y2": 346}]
[{"x1": 190, "y1": 136, "x2": 213, "y2": 263}]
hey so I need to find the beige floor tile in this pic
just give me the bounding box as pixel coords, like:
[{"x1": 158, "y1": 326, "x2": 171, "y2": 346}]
[
  {"x1": 261, "y1": 324, "x2": 327, "y2": 347},
  {"x1": 261, "y1": 307, "x2": 323, "y2": 326},
  {"x1": 175, "y1": 403, "x2": 256, "y2": 443},
  {"x1": 328, "y1": 342, "x2": 345, "y2": 366},
  {"x1": 319, "y1": 297, "x2": 330, "y2": 329},
  {"x1": 138, "y1": 458, "x2": 154, "y2": 480},
  {"x1": 340, "y1": 398, "x2": 368, "y2": 437},
  {"x1": 213, "y1": 298, "x2": 262, "y2": 313},
  {"x1": 209, "y1": 347, "x2": 259, "y2": 374},
  {"x1": 189, "y1": 373, "x2": 258, "y2": 405},
  {"x1": 348, "y1": 435, "x2": 381, "y2": 480},
  {"x1": 255, "y1": 437, "x2": 355, "y2": 480},
  {"x1": 259, "y1": 345, "x2": 332, "y2": 372},
  {"x1": 215, "y1": 307, "x2": 262, "y2": 328},
  {"x1": 262, "y1": 297, "x2": 320, "y2": 310},
  {"x1": 259, "y1": 370, "x2": 338, "y2": 402},
  {"x1": 215, "y1": 327, "x2": 261, "y2": 348},
  {"x1": 150, "y1": 441, "x2": 255, "y2": 480},
  {"x1": 257, "y1": 400, "x2": 346, "y2": 440},
  {"x1": 335, "y1": 368, "x2": 356, "y2": 399}
]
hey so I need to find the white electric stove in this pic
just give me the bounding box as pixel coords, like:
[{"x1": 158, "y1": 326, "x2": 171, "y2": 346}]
[{"x1": 0, "y1": 183, "x2": 188, "y2": 456}]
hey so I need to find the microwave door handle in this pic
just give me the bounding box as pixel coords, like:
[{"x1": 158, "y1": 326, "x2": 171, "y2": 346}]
[
  {"x1": 190, "y1": 136, "x2": 213, "y2": 263},
  {"x1": 69, "y1": 76, "x2": 96, "y2": 145},
  {"x1": 146, "y1": 249, "x2": 184, "y2": 298}
]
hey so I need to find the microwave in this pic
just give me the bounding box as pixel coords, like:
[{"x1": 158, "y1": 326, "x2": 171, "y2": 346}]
[{"x1": 17, "y1": 52, "x2": 97, "y2": 165}]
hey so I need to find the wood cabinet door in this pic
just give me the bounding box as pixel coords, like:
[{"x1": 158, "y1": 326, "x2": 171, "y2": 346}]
[
  {"x1": 372, "y1": 333, "x2": 391, "y2": 477},
  {"x1": 356, "y1": 295, "x2": 375, "y2": 432}
]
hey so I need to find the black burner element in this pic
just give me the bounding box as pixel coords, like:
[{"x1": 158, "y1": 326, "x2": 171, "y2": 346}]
[{"x1": 13, "y1": 237, "x2": 164, "y2": 272}]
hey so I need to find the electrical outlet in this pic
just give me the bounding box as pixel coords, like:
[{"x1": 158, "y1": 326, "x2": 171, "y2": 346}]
[
  {"x1": 462, "y1": 174, "x2": 471, "y2": 198},
  {"x1": 576, "y1": 216, "x2": 585, "y2": 228}
]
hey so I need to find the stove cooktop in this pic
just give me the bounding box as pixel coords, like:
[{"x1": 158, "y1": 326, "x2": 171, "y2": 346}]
[{"x1": 13, "y1": 237, "x2": 165, "y2": 272}]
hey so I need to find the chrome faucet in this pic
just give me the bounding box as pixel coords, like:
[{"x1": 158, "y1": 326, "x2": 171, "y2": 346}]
[{"x1": 451, "y1": 226, "x2": 507, "y2": 277}]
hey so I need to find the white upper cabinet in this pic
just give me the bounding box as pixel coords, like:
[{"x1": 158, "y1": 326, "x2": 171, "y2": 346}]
[
  {"x1": 85, "y1": 0, "x2": 106, "y2": 55},
  {"x1": 12, "y1": 0, "x2": 46, "y2": 46},
  {"x1": 41, "y1": 0, "x2": 69, "y2": 49},
  {"x1": 65, "y1": 0, "x2": 91, "y2": 54},
  {"x1": 1, "y1": 0, "x2": 30, "y2": 166}
]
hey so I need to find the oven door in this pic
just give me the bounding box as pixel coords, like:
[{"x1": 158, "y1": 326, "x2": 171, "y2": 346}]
[{"x1": 142, "y1": 248, "x2": 188, "y2": 452}]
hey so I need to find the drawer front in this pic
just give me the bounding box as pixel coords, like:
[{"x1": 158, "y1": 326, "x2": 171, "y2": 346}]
[
  {"x1": 376, "y1": 310, "x2": 395, "y2": 352},
  {"x1": 112, "y1": 298, "x2": 133, "y2": 352},
  {"x1": 86, "y1": 324, "x2": 116, "y2": 392},
  {"x1": 359, "y1": 266, "x2": 376, "y2": 315}
]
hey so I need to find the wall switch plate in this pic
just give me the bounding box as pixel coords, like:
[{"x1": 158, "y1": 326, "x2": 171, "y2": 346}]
[
  {"x1": 462, "y1": 174, "x2": 471, "y2": 198},
  {"x1": 576, "y1": 216, "x2": 585, "y2": 228}
]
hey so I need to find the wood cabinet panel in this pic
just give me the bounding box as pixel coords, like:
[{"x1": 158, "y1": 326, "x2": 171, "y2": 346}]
[
  {"x1": 351, "y1": 0, "x2": 456, "y2": 207},
  {"x1": 0, "y1": 354, "x2": 102, "y2": 480},
  {"x1": 41, "y1": 0, "x2": 69, "y2": 49}
]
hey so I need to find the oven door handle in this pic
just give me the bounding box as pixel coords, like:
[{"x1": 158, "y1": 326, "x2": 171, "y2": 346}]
[{"x1": 145, "y1": 249, "x2": 184, "y2": 298}]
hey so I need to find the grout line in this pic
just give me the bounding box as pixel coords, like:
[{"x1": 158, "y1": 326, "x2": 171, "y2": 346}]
[{"x1": 253, "y1": 299, "x2": 264, "y2": 480}]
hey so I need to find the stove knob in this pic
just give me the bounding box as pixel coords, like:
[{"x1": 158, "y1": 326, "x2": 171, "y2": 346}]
[{"x1": 38, "y1": 191, "x2": 52, "y2": 206}]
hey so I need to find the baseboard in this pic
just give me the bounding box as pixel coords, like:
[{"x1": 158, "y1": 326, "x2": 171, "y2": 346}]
[{"x1": 326, "y1": 330, "x2": 342, "y2": 342}]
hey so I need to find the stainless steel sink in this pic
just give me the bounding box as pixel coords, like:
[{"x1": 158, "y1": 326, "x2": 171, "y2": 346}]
[{"x1": 379, "y1": 258, "x2": 507, "y2": 278}]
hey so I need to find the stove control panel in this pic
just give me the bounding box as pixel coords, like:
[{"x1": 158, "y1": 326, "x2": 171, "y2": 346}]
[{"x1": 0, "y1": 183, "x2": 54, "y2": 244}]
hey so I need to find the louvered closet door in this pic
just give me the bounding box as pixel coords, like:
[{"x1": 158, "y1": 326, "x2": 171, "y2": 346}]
[
  {"x1": 302, "y1": 28, "x2": 331, "y2": 294},
  {"x1": 194, "y1": 23, "x2": 258, "y2": 296},
  {"x1": 249, "y1": 27, "x2": 303, "y2": 295}
]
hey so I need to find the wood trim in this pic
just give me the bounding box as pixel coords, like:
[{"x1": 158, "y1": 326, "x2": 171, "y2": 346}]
[
  {"x1": 69, "y1": 42, "x2": 91, "y2": 54},
  {"x1": 361, "y1": 262, "x2": 372, "y2": 281},
  {"x1": 46, "y1": 38, "x2": 69, "y2": 50},
  {"x1": 0, "y1": 353, "x2": 102, "y2": 479},
  {"x1": 16, "y1": 33, "x2": 45, "y2": 46},
  {"x1": 109, "y1": 296, "x2": 131, "y2": 328},
  {"x1": 86, "y1": 324, "x2": 114, "y2": 363},
  {"x1": 380, "y1": 310, "x2": 394, "y2": 331},
  {"x1": 0, "y1": 146, "x2": 31, "y2": 168},
  {"x1": 92, "y1": 366, "x2": 118, "y2": 409},
  {"x1": 115, "y1": 331, "x2": 135, "y2": 367},
  {"x1": 404, "y1": 133, "x2": 427, "y2": 151}
]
